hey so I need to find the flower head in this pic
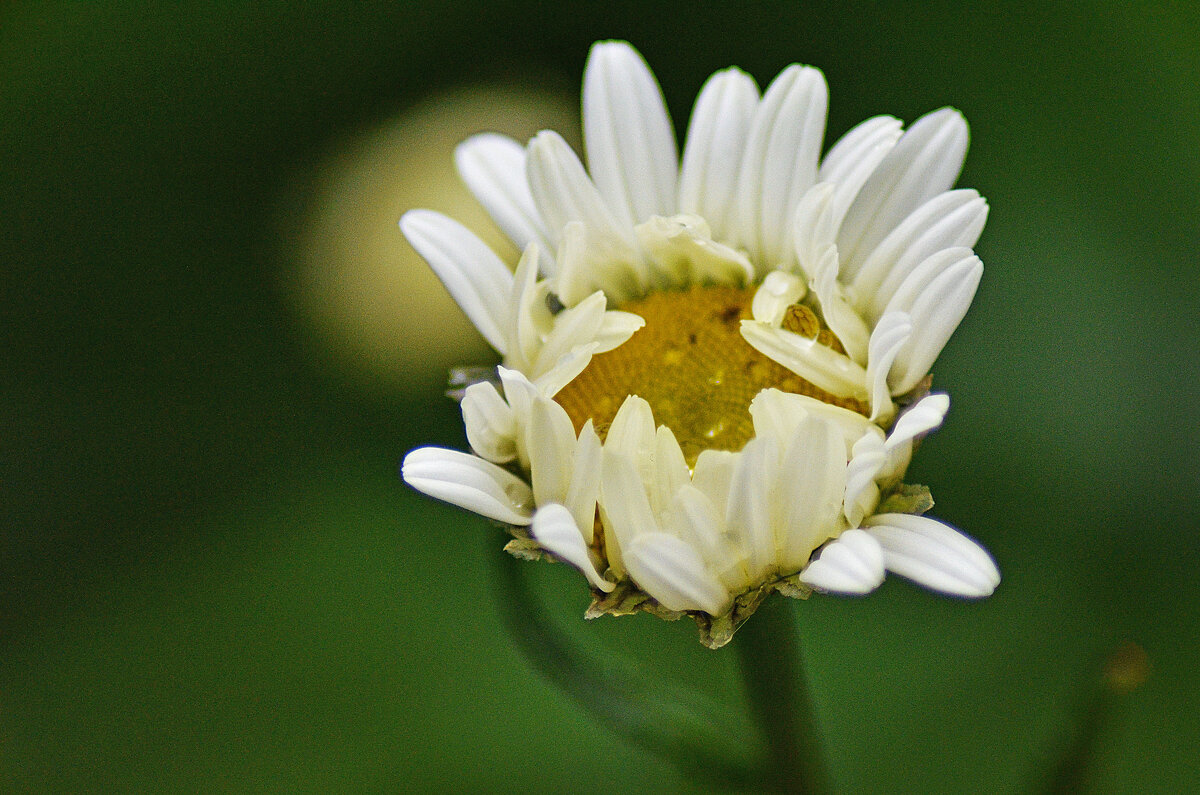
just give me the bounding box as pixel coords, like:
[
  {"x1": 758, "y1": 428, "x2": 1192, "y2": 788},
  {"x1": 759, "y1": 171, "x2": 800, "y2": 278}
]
[{"x1": 401, "y1": 41, "x2": 999, "y2": 646}]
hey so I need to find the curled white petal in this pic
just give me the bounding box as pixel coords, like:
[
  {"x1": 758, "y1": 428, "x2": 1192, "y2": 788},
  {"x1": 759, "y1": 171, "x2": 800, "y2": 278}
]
[
  {"x1": 844, "y1": 431, "x2": 886, "y2": 527},
  {"x1": 532, "y1": 341, "x2": 599, "y2": 399},
  {"x1": 865, "y1": 312, "x2": 912, "y2": 422},
  {"x1": 652, "y1": 425, "x2": 692, "y2": 517},
  {"x1": 507, "y1": 242, "x2": 551, "y2": 372},
  {"x1": 532, "y1": 504, "x2": 614, "y2": 592},
  {"x1": 496, "y1": 366, "x2": 536, "y2": 467},
  {"x1": 400, "y1": 209, "x2": 513, "y2": 353},
  {"x1": 751, "y1": 270, "x2": 807, "y2": 326},
  {"x1": 533, "y1": 290, "x2": 608, "y2": 375},
  {"x1": 605, "y1": 395, "x2": 657, "y2": 467},
  {"x1": 725, "y1": 436, "x2": 779, "y2": 579},
  {"x1": 810, "y1": 245, "x2": 870, "y2": 365},
  {"x1": 662, "y1": 485, "x2": 752, "y2": 596},
  {"x1": 583, "y1": 41, "x2": 678, "y2": 229},
  {"x1": 887, "y1": 393, "x2": 950, "y2": 451},
  {"x1": 690, "y1": 449, "x2": 739, "y2": 518},
  {"x1": 799, "y1": 529, "x2": 885, "y2": 595},
  {"x1": 402, "y1": 447, "x2": 533, "y2": 526},
  {"x1": 461, "y1": 381, "x2": 517, "y2": 464},
  {"x1": 624, "y1": 532, "x2": 731, "y2": 615},
  {"x1": 748, "y1": 388, "x2": 874, "y2": 454},
  {"x1": 593, "y1": 310, "x2": 646, "y2": 354},
  {"x1": 864, "y1": 513, "x2": 1000, "y2": 598},
  {"x1": 636, "y1": 214, "x2": 755, "y2": 287},
  {"x1": 740, "y1": 321, "x2": 869, "y2": 401}
]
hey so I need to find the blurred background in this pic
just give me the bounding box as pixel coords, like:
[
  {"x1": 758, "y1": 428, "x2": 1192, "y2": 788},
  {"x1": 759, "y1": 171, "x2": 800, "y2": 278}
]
[{"x1": 3, "y1": 1, "x2": 1198, "y2": 791}]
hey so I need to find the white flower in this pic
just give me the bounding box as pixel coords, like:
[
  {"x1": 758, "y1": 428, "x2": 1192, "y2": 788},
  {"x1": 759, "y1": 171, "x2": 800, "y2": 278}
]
[{"x1": 400, "y1": 41, "x2": 998, "y2": 640}]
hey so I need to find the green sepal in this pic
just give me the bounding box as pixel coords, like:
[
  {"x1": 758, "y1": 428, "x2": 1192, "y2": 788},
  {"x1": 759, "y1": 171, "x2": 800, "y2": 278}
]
[
  {"x1": 878, "y1": 482, "x2": 935, "y2": 516},
  {"x1": 691, "y1": 586, "x2": 769, "y2": 649},
  {"x1": 502, "y1": 536, "x2": 545, "y2": 561},
  {"x1": 585, "y1": 580, "x2": 655, "y2": 618},
  {"x1": 773, "y1": 572, "x2": 814, "y2": 601}
]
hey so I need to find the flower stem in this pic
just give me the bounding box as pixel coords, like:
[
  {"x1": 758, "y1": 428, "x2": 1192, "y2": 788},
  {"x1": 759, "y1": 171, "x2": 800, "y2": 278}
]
[{"x1": 734, "y1": 597, "x2": 829, "y2": 794}]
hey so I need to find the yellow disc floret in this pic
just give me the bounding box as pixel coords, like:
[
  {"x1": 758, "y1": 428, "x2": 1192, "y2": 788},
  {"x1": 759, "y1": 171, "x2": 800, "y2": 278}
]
[{"x1": 554, "y1": 284, "x2": 869, "y2": 466}]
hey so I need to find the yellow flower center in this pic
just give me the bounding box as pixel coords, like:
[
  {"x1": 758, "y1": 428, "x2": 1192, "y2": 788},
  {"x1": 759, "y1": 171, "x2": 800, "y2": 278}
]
[{"x1": 554, "y1": 284, "x2": 869, "y2": 466}]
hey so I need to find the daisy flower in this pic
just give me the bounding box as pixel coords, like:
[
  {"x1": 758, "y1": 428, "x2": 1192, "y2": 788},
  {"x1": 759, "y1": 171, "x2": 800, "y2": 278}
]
[{"x1": 401, "y1": 41, "x2": 999, "y2": 646}]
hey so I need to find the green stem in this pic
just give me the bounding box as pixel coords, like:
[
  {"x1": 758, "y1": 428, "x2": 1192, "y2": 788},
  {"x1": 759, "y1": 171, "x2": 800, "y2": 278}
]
[
  {"x1": 734, "y1": 596, "x2": 829, "y2": 795},
  {"x1": 492, "y1": 539, "x2": 757, "y2": 790}
]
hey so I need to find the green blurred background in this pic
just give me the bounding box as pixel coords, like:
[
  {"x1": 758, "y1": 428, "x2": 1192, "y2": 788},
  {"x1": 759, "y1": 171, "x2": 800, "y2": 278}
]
[{"x1": 3, "y1": 1, "x2": 1198, "y2": 791}]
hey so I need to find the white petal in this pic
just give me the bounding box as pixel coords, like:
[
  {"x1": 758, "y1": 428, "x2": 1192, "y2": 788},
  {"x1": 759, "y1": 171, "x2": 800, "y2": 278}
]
[
  {"x1": 531, "y1": 341, "x2": 599, "y2": 398},
  {"x1": 667, "y1": 486, "x2": 751, "y2": 594},
  {"x1": 799, "y1": 529, "x2": 885, "y2": 595},
  {"x1": 810, "y1": 245, "x2": 870, "y2": 365},
  {"x1": 527, "y1": 396, "x2": 578, "y2": 507},
  {"x1": 851, "y1": 190, "x2": 988, "y2": 319},
  {"x1": 454, "y1": 133, "x2": 551, "y2": 257},
  {"x1": 725, "y1": 436, "x2": 778, "y2": 579},
  {"x1": 508, "y1": 242, "x2": 551, "y2": 371},
  {"x1": 554, "y1": 220, "x2": 642, "y2": 307},
  {"x1": 564, "y1": 421, "x2": 602, "y2": 543},
  {"x1": 740, "y1": 321, "x2": 869, "y2": 401},
  {"x1": 844, "y1": 431, "x2": 886, "y2": 527},
  {"x1": 531, "y1": 504, "x2": 614, "y2": 591},
  {"x1": 652, "y1": 425, "x2": 692, "y2": 518},
  {"x1": 400, "y1": 209, "x2": 513, "y2": 353},
  {"x1": 593, "y1": 310, "x2": 646, "y2": 354},
  {"x1": 635, "y1": 214, "x2": 755, "y2": 287},
  {"x1": 887, "y1": 251, "x2": 983, "y2": 395},
  {"x1": 748, "y1": 388, "x2": 874, "y2": 453},
  {"x1": 461, "y1": 381, "x2": 517, "y2": 464},
  {"x1": 818, "y1": 115, "x2": 903, "y2": 184},
  {"x1": 664, "y1": 485, "x2": 725, "y2": 565},
  {"x1": 526, "y1": 130, "x2": 637, "y2": 252},
  {"x1": 533, "y1": 290, "x2": 608, "y2": 375},
  {"x1": 886, "y1": 393, "x2": 950, "y2": 451},
  {"x1": 496, "y1": 366, "x2": 536, "y2": 467},
  {"x1": 814, "y1": 117, "x2": 905, "y2": 254},
  {"x1": 599, "y1": 449, "x2": 659, "y2": 565},
  {"x1": 690, "y1": 449, "x2": 738, "y2": 517},
  {"x1": 678, "y1": 67, "x2": 759, "y2": 239},
  {"x1": 751, "y1": 269, "x2": 807, "y2": 326},
  {"x1": 792, "y1": 182, "x2": 839, "y2": 276},
  {"x1": 778, "y1": 416, "x2": 847, "y2": 569},
  {"x1": 402, "y1": 447, "x2": 533, "y2": 526},
  {"x1": 734, "y1": 65, "x2": 829, "y2": 271},
  {"x1": 624, "y1": 532, "x2": 730, "y2": 615},
  {"x1": 583, "y1": 41, "x2": 678, "y2": 229},
  {"x1": 838, "y1": 108, "x2": 970, "y2": 274},
  {"x1": 865, "y1": 312, "x2": 912, "y2": 422},
  {"x1": 605, "y1": 395, "x2": 657, "y2": 469},
  {"x1": 864, "y1": 513, "x2": 1000, "y2": 597}
]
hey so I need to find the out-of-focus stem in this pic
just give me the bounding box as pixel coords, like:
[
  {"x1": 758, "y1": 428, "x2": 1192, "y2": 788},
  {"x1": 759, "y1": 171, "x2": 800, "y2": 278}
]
[{"x1": 734, "y1": 596, "x2": 829, "y2": 795}]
